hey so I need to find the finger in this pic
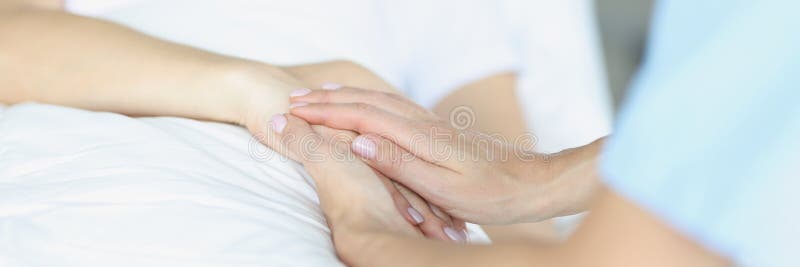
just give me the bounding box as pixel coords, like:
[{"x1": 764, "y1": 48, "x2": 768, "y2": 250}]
[
  {"x1": 269, "y1": 113, "x2": 353, "y2": 172},
  {"x1": 378, "y1": 173, "x2": 424, "y2": 227},
  {"x1": 348, "y1": 133, "x2": 458, "y2": 207},
  {"x1": 451, "y1": 218, "x2": 468, "y2": 240},
  {"x1": 290, "y1": 103, "x2": 456, "y2": 165},
  {"x1": 394, "y1": 183, "x2": 466, "y2": 243},
  {"x1": 274, "y1": 115, "x2": 407, "y2": 223},
  {"x1": 429, "y1": 204, "x2": 468, "y2": 243},
  {"x1": 244, "y1": 111, "x2": 294, "y2": 163},
  {"x1": 309, "y1": 125, "x2": 436, "y2": 237},
  {"x1": 290, "y1": 86, "x2": 437, "y2": 121},
  {"x1": 352, "y1": 133, "x2": 467, "y2": 240},
  {"x1": 268, "y1": 113, "x2": 321, "y2": 161}
]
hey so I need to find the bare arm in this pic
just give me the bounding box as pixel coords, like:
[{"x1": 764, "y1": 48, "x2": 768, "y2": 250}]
[
  {"x1": 0, "y1": 1, "x2": 471, "y2": 242},
  {"x1": 270, "y1": 105, "x2": 730, "y2": 267},
  {"x1": 432, "y1": 73, "x2": 564, "y2": 243},
  {"x1": 0, "y1": 0, "x2": 406, "y2": 132},
  {"x1": 0, "y1": 1, "x2": 300, "y2": 123},
  {"x1": 341, "y1": 188, "x2": 729, "y2": 267}
]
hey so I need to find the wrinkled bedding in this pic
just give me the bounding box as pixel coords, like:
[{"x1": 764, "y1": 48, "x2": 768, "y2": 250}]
[{"x1": 0, "y1": 103, "x2": 487, "y2": 267}]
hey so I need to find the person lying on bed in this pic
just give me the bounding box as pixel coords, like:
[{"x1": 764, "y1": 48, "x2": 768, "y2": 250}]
[{"x1": 0, "y1": 0, "x2": 472, "y2": 242}]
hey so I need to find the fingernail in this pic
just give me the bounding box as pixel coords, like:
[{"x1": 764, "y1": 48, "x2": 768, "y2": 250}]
[
  {"x1": 444, "y1": 227, "x2": 466, "y2": 242},
  {"x1": 270, "y1": 114, "x2": 287, "y2": 133},
  {"x1": 351, "y1": 135, "x2": 376, "y2": 159},
  {"x1": 407, "y1": 207, "x2": 424, "y2": 224},
  {"x1": 321, "y1": 82, "x2": 342, "y2": 90},
  {"x1": 290, "y1": 88, "x2": 312, "y2": 97},
  {"x1": 461, "y1": 229, "x2": 470, "y2": 242},
  {"x1": 289, "y1": 102, "x2": 308, "y2": 109}
]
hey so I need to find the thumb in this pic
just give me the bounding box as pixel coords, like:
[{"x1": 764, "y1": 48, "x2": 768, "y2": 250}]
[
  {"x1": 350, "y1": 134, "x2": 455, "y2": 205},
  {"x1": 269, "y1": 113, "x2": 326, "y2": 165}
]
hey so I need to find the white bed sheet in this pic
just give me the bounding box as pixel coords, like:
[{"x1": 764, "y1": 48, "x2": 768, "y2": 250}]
[{"x1": 0, "y1": 103, "x2": 487, "y2": 267}]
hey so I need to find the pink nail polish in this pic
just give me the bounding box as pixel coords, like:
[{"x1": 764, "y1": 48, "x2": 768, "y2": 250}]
[
  {"x1": 351, "y1": 136, "x2": 376, "y2": 159},
  {"x1": 270, "y1": 114, "x2": 287, "y2": 133},
  {"x1": 289, "y1": 102, "x2": 308, "y2": 109},
  {"x1": 407, "y1": 207, "x2": 424, "y2": 224},
  {"x1": 321, "y1": 83, "x2": 342, "y2": 90},
  {"x1": 444, "y1": 227, "x2": 465, "y2": 242},
  {"x1": 290, "y1": 88, "x2": 312, "y2": 97}
]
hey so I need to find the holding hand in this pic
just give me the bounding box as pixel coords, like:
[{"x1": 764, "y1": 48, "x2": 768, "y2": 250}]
[
  {"x1": 267, "y1": 114, "x2": 424, "y2": 261},
  {"x1": 287, "y1": 87, "x2": 601, "y2": 224},
  {"x1": 221, "y1": 62, "x2": 468, "y2": 242}
]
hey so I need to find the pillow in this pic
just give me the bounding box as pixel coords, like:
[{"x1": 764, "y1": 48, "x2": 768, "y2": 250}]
[{"x1": 0, "y1": 103, "x2": 487, "y2": 267}]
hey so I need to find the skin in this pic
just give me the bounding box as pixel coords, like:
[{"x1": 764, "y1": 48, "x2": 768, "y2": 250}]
[
  {"x1": 289, "y1": 87, "x2": 600, "y2": 223},
  {"x1": 432, "y1": 72, "x2": 561, "y2": 243},
  {"x1": 0, "y1": 0, "x2": 466, "y2": 242},
  {"x1": 2, "y1": 1, "x2": 542, "y2": 244},
  {"x1": 275, "y1": 87, "x2": 731, "y2": 266}
]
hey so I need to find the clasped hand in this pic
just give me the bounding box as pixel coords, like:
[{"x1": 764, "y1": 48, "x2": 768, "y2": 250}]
[
  {"x1": 265, "y1": 86, "x2": 601, "y2": 247},
  {"x1": 282, "y1": 86, "x2": 564, "y2": 225}
]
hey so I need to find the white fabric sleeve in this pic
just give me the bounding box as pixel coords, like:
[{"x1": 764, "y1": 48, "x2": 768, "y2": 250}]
[
  {"x1": 402, "y1": 0, "x2": 519, "y2": 108},
  {"x1": 501, "y1": 0, "x2": 613, "y2": 153}
]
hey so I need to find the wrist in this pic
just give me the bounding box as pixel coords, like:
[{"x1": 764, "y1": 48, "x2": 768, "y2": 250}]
[
  {"x1": 510, "y1": 139, "x2": 604, "y2": 222},
  {"x1": 505, "y1": 152, "x2": 560, "y2": 222},
  {"x1": 211, "y1": 60, "x2": 301, "y2": 125}
]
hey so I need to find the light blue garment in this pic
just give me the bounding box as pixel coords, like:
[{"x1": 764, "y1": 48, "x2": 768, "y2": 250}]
[{"x1": 601, "y1": 1, "x2": 800, "y2": 266}]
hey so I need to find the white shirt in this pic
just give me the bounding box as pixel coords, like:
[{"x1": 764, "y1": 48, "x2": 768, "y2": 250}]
[
  {"x1": 65, "y1": 0, "x2": 613, "y2": 152},
  {"x1": 64, "y1": 0, "x2": 516, "y2": 108}
]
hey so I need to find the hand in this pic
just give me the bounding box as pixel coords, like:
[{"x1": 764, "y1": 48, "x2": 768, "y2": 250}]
[
  {"x1": 227, "y1": 63, "x2": 468, "y2": 241},
  {"x1": 287, "y1": 86, "x2": 601, "y2": 224},
  {"x1": 267, "y1": 113, "x2": 427, "y2": 263}
]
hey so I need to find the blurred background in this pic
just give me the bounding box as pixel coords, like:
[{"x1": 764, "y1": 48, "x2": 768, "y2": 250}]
[{"x1": 596, "y1": 0, "x2": 652, "y2": 109}]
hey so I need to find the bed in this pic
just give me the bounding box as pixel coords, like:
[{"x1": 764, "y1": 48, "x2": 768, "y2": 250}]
[{"x1": 0, "y1": 103, "x2": 488, "y2": 266}]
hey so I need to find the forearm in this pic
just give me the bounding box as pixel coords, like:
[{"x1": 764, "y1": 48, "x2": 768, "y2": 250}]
[
  {"x1": 432, "y1": 72, "x2": 526, "y2": 138},
  {"x1": 341, "y1": 231, "x2": 561, "y2": 267},
  {"x1": 546, "y1": 137, "x2": 605, "y2": 216},
  {"x1": 339, "y1": 187, "x2": 728, "y2": 267},
  {"x1": 0, "y1": 5, "x2": 297, "y2": 123},
  {"x1": 507, "y1": 137, "x2": 605, "y2": 223},
  {"x1": 432, "y1": 73, "x2": 563, "y2": 242}
]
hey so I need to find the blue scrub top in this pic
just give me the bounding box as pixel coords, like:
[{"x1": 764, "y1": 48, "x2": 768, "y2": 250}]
[{"x1": 601, "y1": 1, "x2": 800, "y2": 266}]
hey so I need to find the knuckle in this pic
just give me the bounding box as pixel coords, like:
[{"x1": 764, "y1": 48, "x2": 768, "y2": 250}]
[
  {"x1": 376, "y1": 91, "x2": 399, "y2": 104},
  {"x1": 386, "y1": 154, "x2": 406, "y2": 173},
  {"x1": 391, "y1": 190, "x2": 408, "y2": 205},
  {"x1": 422, "y1": 217, "x2": 446, "y2": 229},
  {"x1": 412, "y1": 121, "x2": 440, "y2": 135},
  {"x1": 384, "y1": 91, "x2": 406, "y2": 101},
  {"x1": 317, "y1": 90, "x2": 334, "y2": 102},
  {"x1": 428, "y1": 116, "x2": 447, "y2": 125},
  {"x1": 353, "y1": 102, "x2": 374, "y2": 113}
]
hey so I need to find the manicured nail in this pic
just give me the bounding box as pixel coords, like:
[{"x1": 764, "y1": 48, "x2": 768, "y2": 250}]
[
  {"x1": 462, "y1": 229, "x2": 470, "y2": 242},
  {"x1": 270, "y1": 114, "x2": 287, "y2": 133},
  {"x1": 290, "y1": 88, "x2": 312, "y2": 97},
  {"x1": 289, "y1": 102, "x2": 308, "y2": 109},
  {"x1": 351, "y1": 135, "x2": 376, "y2": 159},
  {"x1": 321, "y1": 83, "x2": 342, "y2": 90},
  {"x1": 444, "y1": 227, "x2": 466, "y2": 242},
  {"x1": 407, "y1": 207, "x2": 424, "y2": 224}
]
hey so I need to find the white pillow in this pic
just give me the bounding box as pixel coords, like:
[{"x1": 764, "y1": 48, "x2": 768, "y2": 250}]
[{"x1": 0, "y1": 103, "x2": 487, "y2": 267}]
